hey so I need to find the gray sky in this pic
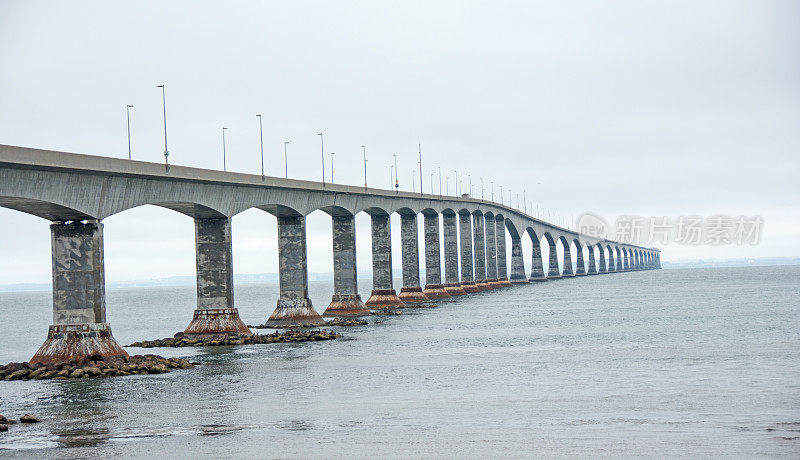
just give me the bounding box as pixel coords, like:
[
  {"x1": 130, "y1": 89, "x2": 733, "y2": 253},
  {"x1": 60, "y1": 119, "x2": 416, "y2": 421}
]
[{"x1": 1, "y1": 0, "x2": 798, "y2": 284}]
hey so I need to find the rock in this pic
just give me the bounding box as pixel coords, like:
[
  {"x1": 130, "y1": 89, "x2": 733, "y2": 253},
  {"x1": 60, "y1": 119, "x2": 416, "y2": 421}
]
[
  {"x1": 0, "y1": 415, "x2": 6, "y2": 424},
  {"x1": 0, "y1": 424, "x2": 7, "y2": 432},
  {"x1": 148, "y1": 364, "x2": 169, "y2": 374},
  {"x1": 19, "y1": 414, "x2": 39, "y2": 423},
  {"x1": 9, "y1": 369, "x2": 29, "y2": 380},
  {"x1": 69, "y1": 369, "x2": 84, "y2": 378}
]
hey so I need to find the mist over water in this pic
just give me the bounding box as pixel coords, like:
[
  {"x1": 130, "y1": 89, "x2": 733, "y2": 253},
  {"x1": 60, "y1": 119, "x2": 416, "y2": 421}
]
[{"x1": 0, "y1": 266, "x2": 798, "y2": 458}]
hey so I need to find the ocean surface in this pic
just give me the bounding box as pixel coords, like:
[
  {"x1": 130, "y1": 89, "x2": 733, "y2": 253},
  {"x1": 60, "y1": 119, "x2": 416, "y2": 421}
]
[{"x1": 0, "y1": 266, "x2": 798, "y2": 458}]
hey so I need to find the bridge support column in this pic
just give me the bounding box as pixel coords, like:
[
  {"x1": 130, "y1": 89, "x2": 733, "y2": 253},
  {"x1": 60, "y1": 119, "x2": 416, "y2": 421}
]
[
  {"x1": 365, "y1": 214, "x2": 403, "y2": 308},
  {"x1": 509, "y1": 237, "x2": 528, "y2": 283},
  {"x1": 324, "y1": 215, "x2": 369, "y2": 317},
  {"x1": 484, "y1": 214, "x2": 501, "y2": 288},
  {"x1": 657, "y1": 253, "x2": 661, "y2": 269},
  {"x1": 398, "y1": 213, "x2": 428, "y2": 303},
  {"x1": 562, "y1": 245, "x2": 575, "y2": 277},
  {"x1": 616, "y1": 251, "x2": 623, "y2": 271},
  {"x1": 600, "y1": 246, "x2": 609, "y2": 273},
  {"x1": 31, "y1": 221, "x2": 128, "y2": 364},
  {"x1": 422, "y1": 212, "x2": 449, "y2": 299},
  {"x1": 265, "y1": 216, "x2": 325, "y2": 327},
  {"x1": 458, "y1": 211, "x2": 479, "y2": 292},
  {"x1": 472, "y1": 213, "x2": 490, "y2": 291},
  {"x1": 575, "y1": 245, "x2": 587, "y2": 275},
  {"x1": 547, "y1": 244, "x2": 561, "y2": 279},
  {"x1": 495, "y1": 218, "x2": 512, "y2": 286},
  {"x1": 587, "y1": 246, "x2": 598, "y2": 275},
  {"x1": 624, "y1": 252, "x2": 630, "y2": 271},
  {"x1": 184, "y1": 217, "x2": 251, "y2": 335},
  {"x1": 529, "y1": 242, "x2": 546, "y2": 281},
  {"x1": 442, "y1": 212, "x2": 466, "y2": 295}
]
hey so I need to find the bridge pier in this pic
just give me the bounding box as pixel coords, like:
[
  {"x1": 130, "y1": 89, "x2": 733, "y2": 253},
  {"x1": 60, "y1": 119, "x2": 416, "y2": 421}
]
[
  {"x1": 184, "y1": 217, "x2": 251, "y2": 335},
  {"x1": 624, "y1": 251, "x2": 631, "y2": 271},
  {"x1": 442, "y1": 212, "x2": 466, "y2": 295},
  {"x1": 484, "y1": 214, "x2": 501, "y2": 288},
  {"x1": 324, "y1": 215, "x2": 369, "y2": 317},
  {"x1": 265, "y1": 216, "x2": 325, "y2": 327},
  {"x1": 562, "y1": 245, "x2": 575, "y2": 277},
  {"x1": 495, "y1": 218, "x2": 512, "y2": 286},
  {"x1": 657, "y1": 253, "x2": 662, "y2": 269},
  {"x1": 509, "y1": 237, "x2": 528, "y2": 283},
  {"x1": 365, "y1": 214, "x2": 403, "y2": 308},
  {"x1": 529, "y1": 242, "x2": 546, "y2": 281},
  {"x1": 31, "y1": 221, "x2": 128, "y2": 364},
  {"x1": 587, "y1": 245, "x2": 598, "y2": 275},
  {"x1": 472, "y1": 213, "x2": 490, "y2": 290},
  {"x1": 575, "y1": 245, "x2": 587, "y2": 275},
  {"x1": 422, "y1": 211, "x2": 449, "y2": 299},
  {"x1": 547, "y1": 244, "x2": 561, "y2": 279},
  {"x1": 616, "y1": 250, "x2": 623, "y2": 271},
  {"x1": 398, "y1": 213, "x2": 428, "y2": 303},
  {"x1": 600, "y1": 246, "x2": 609, "y2": 273},
  {"x1": 458, "y1": 211, "x2": 480, "y2": 292}
]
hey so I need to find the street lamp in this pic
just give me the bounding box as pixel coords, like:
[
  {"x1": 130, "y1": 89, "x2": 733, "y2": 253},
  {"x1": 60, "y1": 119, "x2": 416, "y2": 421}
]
[
  {"x1": 393, "y1": 154, "x2": 399, "y2": 192},
  {"x1": 256, "y1": 114, "x2": 264, "y2": 179},
  {"x1": 430, "y1": 173, "x2": 434, "y2": 194},
  {"x1": 331, "y1": 152, "x2": 335, "y2": 183},
  {"x1": 453, "y1": 170, "x2": 458, "y2": 196},
  {"x1": 438, "y1": 166, "x2": 442, "y2": 197},
  {"x1": 468, "y1": 174, "x2": 472, "y2": 197},
  {"x1": 390, "y1": 164, "x2": 394, "y2": 189},
  {"x1": 362, "y1": 145, "x2": 367, "y2": 189},
  {"x1": 318, "y1": 133, "x2": 325, "y2": 185},
  {"x1": 418, "y1": 144, "x2": 423, "y2": 196},
  {"x1": 222, "y1": 127, "x2": 228, "y2": 171},
  {"x1": 125, "y1": 104, "x2": 133, "y2": 160},
  {"x1": 284, "y1": 141, "x2": 289, "y2": 178},
  {"x1": 156, "y1": 85, "x2": 168, "y2": 168},
  {"x1": 480, "y1": 177, "x2": 484, "y2": 200},
  {"x1": 491, "y1": 181, "x2": 494, "y2": 202}
]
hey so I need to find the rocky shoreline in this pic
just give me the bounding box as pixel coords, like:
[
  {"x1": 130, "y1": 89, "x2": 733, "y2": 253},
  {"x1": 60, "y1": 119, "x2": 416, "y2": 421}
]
[
  {"x1": 128, "y1": 329, "x2": 340, "y2": 348},
  {"x1": 0, "y1": 355, "x2": 194, "y2": 382}
]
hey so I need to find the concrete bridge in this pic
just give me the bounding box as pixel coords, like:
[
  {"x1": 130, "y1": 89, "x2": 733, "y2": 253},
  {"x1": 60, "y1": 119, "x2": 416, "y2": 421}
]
[{"x1": 0, "y1": 144, "x2": 661, "y2": 364}]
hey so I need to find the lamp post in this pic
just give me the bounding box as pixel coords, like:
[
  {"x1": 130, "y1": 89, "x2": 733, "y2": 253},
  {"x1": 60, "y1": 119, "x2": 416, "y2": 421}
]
[
  {"x1": 284, "y1": 141, "x2": 289, "y2": 178},
  {"x1": 480, "y1": 177, "x2": 484, "y2": 200},
  {"x1": 362, "y1": 145, "x2": 367, "y2": 189},
  {"x1": 393, "y1": 154, "x2": 399, "y2": 192},
  {"x1": 125, "y1": 104, "x2": 133, "y2": 160},
  {"x1": 446, "y1": 177, "x2": 449, "y2": 195},
  {"x1": 430, "y1": 173, "x2": 434, "y2": 194},
  {"x1": 438, "y1": 166, "x2": 442, "y2": 197},
  {"x1": 454, "y1": 170, "x2": 458, "y2": 196},
  {"x1": 222, "y1": 127, "x2": 228, "y2": 171},
  {"x1": 156, "y1": 85, "x2": 168, "y2": 168},
  {"x1": 491, "y1": 181, "x2": 494, "y2": 202},
  {"x1": 390, "y1": 164, "x2": 394, "y2": 189},
  {"x1": 331, "y1": 152, "x2": 335, "y2": 183},
  {"x1": 256, "y1": 114, "x2": 264, "y2": 179},
  {"x1": 418, "y1": 144, "x2": 423, "y2": 196},
  {"x1": 468, "y1": 174, "x2": 472, "y2": 197},
  {"x1": 318, "y1": 133, "x2": 325, "y2": 185}
]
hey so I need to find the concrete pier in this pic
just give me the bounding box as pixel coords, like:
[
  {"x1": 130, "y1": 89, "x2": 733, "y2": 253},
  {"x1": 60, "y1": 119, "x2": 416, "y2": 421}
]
[
  {"x1": 616, "y1": 249, "x2": 623, "y2": 271},
  {"x1": 365, "y1": 213, "x2": 404, "y2": 308},
  {"x1": 575, "y1": 243, "x2": 587, "y2": 275},
  {"x1": 484, "y1": 213, "x2": 501, "y2": 288},
  {"x1": 587, "y1": 245, "x2": 598, "y2": 275},
  {"x1": 562, "y1": 242, "x2": 575, "y2": 277},
  {"x1": 509, "y1": 237, "x2": 528, "y2": 283},
  {"x1": 422, "y1": 211, "x2": 449, "y2": 299},
  {"x1": 458, "y1": 211, "x2": 480, "y2": 292},
  {"x1": 495, "y1": 218, "x2": 511, "y2": 286},
  {"x1": 547, "y1": 241, "x2": 561, "y2": 279},
  {"x1": 472, "y1": 213, "x2": 490, "y2": 290},
  {"x1": 607, "y1": 247, "x2": 615, "y2": 272},
  {"x1": 324, "y1": 215, "x2": 370, "y2": 317},
  {"x1": 31, "y1": 221, "x2": 128, "y2": 364},
  {"x1": 184, "y1": 217, "x2": 251, "y2": 335},
  {"x1": 624, "y1": 250, "x2": 631, "y2": 271},
  {"x1": 265, "y1": 216, "x2": 325, "y2": 327},
  {"x1": 442, "y1": 212, "x2": 466, "y2": 295},
  {"x1": 529, "y1": 241, "x2": 546, "y2": 281},
  {"x1": 398, "y1": 212, "x2": 428, "y2": 303}
]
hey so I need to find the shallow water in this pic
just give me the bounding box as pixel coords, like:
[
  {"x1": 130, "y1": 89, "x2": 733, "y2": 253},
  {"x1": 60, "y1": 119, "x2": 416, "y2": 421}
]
[{"x1": 0, "y1": 266, "x2": 798, "y2": 458}]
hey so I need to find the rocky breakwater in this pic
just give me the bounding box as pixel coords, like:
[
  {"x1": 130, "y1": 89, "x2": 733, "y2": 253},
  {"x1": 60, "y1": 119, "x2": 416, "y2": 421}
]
[
  {"x1": 0, "y1": 355, "x2": 195, "y2": 381},
  {"x1": 128, "y1": 330, "x2": 340, "y2": 348}
]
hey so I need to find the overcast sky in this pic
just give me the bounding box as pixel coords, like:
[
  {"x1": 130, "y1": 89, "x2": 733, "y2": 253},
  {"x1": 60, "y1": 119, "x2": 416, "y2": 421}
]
[{"x1": 1, "y1": 1, "x2": 798, "y2": 284}]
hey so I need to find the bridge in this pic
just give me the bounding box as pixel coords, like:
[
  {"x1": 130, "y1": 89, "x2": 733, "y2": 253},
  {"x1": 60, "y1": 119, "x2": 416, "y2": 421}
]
[{"x1": 0, "y1": 144, "x2": 660, "y2": 364}]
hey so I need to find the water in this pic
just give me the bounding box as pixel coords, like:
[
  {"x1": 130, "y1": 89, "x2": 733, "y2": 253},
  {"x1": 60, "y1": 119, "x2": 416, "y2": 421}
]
[{"x1": 0, "y1": 266, "x2": 798, "y2": 458}]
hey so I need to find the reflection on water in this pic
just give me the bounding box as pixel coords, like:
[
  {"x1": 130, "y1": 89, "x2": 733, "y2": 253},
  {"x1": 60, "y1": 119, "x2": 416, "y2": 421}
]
[{"x1": 0, "y1": 267, "x2": 798, "y2": 457}]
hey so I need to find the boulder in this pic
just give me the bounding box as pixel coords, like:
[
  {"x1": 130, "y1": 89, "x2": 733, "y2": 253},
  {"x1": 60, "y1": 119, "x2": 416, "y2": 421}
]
[{"x1": 19, "y1": 414, "x2": 39, "y2": 423}]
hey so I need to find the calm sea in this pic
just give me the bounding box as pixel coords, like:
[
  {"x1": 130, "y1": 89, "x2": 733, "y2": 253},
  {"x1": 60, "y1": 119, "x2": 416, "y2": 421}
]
[{"x1": 0, "y1": 266, "x2": 798, "y2": 458}]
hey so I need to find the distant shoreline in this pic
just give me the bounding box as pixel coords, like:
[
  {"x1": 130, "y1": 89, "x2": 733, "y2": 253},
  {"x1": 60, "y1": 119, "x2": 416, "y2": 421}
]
[{"x1": 0, "y1": 258, "x2": 797, "y2": 293}]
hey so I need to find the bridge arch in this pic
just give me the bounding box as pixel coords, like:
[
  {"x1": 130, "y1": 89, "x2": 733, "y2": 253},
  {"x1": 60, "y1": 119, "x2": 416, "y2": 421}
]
[{"x1": 0, "y1": 196, "x2": 95, "y2": 221}]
